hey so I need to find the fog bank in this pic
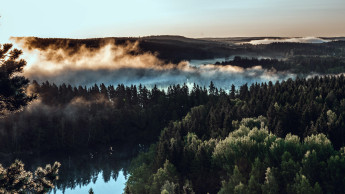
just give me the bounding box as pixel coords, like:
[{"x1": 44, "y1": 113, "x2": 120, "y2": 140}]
[
  {"x1": 246, "y1": 37, "x2": 330, "y2": 45},
  {"x1": 12, "y1": 37, "x2": 295, "y2": 90}
]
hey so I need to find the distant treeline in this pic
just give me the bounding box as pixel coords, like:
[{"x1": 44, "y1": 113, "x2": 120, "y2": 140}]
[
  {"x1": 215, "y1": 56, "x2": 292, "y2": 71},
  {"x1": 215, "y1": 56, "x2": 345, "y2": 74},
  {"x1": 248, "y1": 41, "x2": 345, "y2": 57},
  {"x1": 1, "y1": 76, "x2": 345, "y2": 154}
]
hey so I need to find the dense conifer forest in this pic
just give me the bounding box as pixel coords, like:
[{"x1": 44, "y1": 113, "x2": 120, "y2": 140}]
[
  {"x1": 124, "y1": 76, "x2": 345, "y2": 193},
  {"x1": 2, "y1": 76, "x2": 345, "y2": 153}
]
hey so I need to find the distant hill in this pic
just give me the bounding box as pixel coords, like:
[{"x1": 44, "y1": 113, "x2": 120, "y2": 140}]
[
  {"x1": 13, "y1": 36, "x2": 345, "y2": 64},
  {"x1": 13, "y1": 36, "x2": 235, "y2": 63}
]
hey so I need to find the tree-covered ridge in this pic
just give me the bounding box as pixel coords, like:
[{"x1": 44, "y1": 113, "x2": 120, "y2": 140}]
[
  {"x1": 125, "y1": 117, "x2": 345, "y2": 194},
  {"x1": 215, "y1": 56, "x2": 345, "y2": 74},
  {"x1": 14, "y1": 36, "x2": 232, "y2": 63},
  {"x1": 247, "y1": 41, "x2": 345, "y2": 57},
  {"x1": 15, "y1": 37, "x2": 345, "y2": 63}
]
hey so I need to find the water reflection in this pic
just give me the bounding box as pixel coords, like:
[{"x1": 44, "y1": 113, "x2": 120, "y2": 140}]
[
  {"x1": 53, "y1": 171, "x2": 126, "y2": 194},
  {"x1": 0, "y1": 147, "x2": 137, "y2": 194}
]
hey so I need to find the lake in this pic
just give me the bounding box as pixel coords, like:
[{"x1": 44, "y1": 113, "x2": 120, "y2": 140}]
[
  {"x1": 0, "y1": 148, "x2": 137, "y2": 194},
  {"x1": 52, "y1": 171, "x2": 127, "y2": 194}
]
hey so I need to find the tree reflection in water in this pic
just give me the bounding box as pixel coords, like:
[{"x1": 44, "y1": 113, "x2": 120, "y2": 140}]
[{"x1": 0, "y1": 147, "x2": 137, "y2": 194}]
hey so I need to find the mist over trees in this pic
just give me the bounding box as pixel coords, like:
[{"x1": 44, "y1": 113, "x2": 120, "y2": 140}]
[
  {"x1": 0, "y1": 82, "x2": 209, "y2": 153},
  {"x1": 12, "y1": 37, "x2": 345, "y2": 90},
  {"x1": 13, "y1": 36, "x2": 345, "y2": 64}
]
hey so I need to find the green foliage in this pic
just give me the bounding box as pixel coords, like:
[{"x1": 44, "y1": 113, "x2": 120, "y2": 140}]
[
  {"x1": 127, "y1": 115, "x2": 345, "y2": 193},
  {"x1": 160, "y1": 181, "x2": 178, "y2": 194},
  {"x1": 326, "y1": 110, "x2": 337, "y2": 126},
  {"x1": 280, "y1": 152, "x2": 300, "y2": 187},
  {"x1": 150, "y1": 160, "x2": 179, "y2": 194},
  {"x1": 247, "y1": 175, "x2": 261, "y2": 194},
  {"x1": 324, "y1": 153, "x2": 345, "y2": 193},
  {"x1": 247, "y1": 158, "x2": 266, "y2": 194},
  {"x1": 233, "y1": 182, "x2": 246, "y2": 194},
  {"x1": 288, "y1": 173, "x2": 322, "y2": 194},
  {"x1": 261, "y1": 167, "x2": 279, "y2": 194},
  {"x1": 182, "y1": 180, "x2": 195, "y2": 194},
  {"x1": 218, "y1": 165, "x2": 246, "y2": 194},
  {"x1": 126, "y1": 163, "x2": 152, "y2": 193},
  {"x1": 126, "y1": 145, "x2": 156, "y2": 194},
  {"x1": 240, "y1": 116, "x2": 267, "y2": 129}
]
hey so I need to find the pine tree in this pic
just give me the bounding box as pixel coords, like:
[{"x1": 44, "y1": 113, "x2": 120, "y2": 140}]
[{"x1": 0, "y1": 43, "x2": 35, "y2": 115}]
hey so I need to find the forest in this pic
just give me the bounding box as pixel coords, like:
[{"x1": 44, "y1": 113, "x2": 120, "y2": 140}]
[
  {"x1": 1, "y1": 76, "x2": 345, "y2": 193},
  {"x1": 0, "y1": 81, "x2": 209, "y2": 152},
  {"x1": 124, "y1": 75, "x2": 345, "y2": 193},
  {"x1": 2, "y1": 75, "x2": 345, "y2": 152},
  {"x1": 125, "y1": 117, "x2": 345, "y2": 193},
  {"x1": 2, "y1": 38, "x2": 345, "y2": 193}
]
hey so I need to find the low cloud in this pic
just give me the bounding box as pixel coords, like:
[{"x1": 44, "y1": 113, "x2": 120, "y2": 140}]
[
  {"x1": 246, "y1": 37, "x2": 330, "y2": 45},
  {"x1": 12, "y1": 37, "x2": 295, "y2": 90}
]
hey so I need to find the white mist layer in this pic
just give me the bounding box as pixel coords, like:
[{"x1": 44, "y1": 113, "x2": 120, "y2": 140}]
[
  {"x1": 12, "y1": 38, "x2": 296, "y2": 90},
  {"x1": 246, "y1": 37, "x2": 330, "y2": 45},
  {"x1": 26, "y1": 65, "x2": 295, "y2": 90}
]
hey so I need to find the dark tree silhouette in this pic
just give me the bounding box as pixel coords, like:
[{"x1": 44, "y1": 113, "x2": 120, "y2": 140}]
[
  {"x1": 0, "y1": 43, "x2": 36, "y2": 115},
  {"x1": 0, "y1": 43, "x2": 59, "y2": 193}
]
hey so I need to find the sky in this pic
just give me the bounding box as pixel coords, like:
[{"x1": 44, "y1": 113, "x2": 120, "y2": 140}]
[{"x1": 1, "y1": 0, "x2": 345, "y2": 42}]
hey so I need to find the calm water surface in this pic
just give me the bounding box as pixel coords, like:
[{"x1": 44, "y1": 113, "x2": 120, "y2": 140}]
[{"x1": 0, "y1": 148, "x2": 135, "y2": 194}]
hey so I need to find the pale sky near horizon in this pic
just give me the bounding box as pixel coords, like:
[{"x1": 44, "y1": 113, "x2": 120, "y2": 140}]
[{"x1": 1, "y1": 0, "x2": 345, "y2": 43}]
